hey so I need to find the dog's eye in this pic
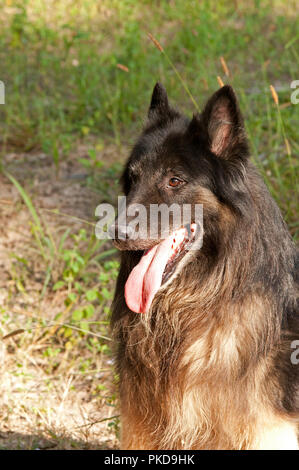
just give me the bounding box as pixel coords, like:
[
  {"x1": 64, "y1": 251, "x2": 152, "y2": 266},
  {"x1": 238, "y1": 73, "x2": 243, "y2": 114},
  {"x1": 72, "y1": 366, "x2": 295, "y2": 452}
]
[{"x1": 168, "y1": 177, "x2": 184, "y2": 188}]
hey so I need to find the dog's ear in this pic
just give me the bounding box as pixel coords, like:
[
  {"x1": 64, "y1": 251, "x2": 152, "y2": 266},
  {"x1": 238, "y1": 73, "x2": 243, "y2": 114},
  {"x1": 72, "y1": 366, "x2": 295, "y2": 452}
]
[
  {"x1": 189, "y1": 85, "x2": 249, "y2": 161},
  {"x1": 148, "y1": 82, "x2": 170, "y2": 119}
]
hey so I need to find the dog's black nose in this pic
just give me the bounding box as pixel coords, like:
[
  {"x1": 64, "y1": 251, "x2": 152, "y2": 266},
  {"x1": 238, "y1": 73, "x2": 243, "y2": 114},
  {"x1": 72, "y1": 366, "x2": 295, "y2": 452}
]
[{"x1": 109, "y1": 224, "x2": 133, "y2": 240}]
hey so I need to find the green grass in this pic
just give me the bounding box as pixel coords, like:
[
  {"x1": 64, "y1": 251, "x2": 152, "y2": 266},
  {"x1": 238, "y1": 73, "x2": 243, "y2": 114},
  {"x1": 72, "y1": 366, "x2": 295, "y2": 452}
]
[
  {"x1": 5, "y1": 170, "x2": 118, "y2": 340},
  {"x1": 0, "y1": 172, "x2": 120, "y2": 447}
]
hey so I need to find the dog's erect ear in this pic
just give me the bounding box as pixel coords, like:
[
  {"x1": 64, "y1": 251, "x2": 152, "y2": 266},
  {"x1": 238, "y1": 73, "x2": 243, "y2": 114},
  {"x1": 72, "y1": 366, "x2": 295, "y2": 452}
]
[
  {"x1": 148, "y1": 82, "x2": 170, "y2": 118},
  {"x1": 199, "y1": 85, "x2": 249, "y2": 161}
]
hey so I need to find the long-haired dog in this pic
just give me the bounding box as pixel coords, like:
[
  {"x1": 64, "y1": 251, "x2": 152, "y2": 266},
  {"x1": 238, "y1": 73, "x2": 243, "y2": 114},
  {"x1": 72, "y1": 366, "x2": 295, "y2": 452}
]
[{"x1": 111, "y1": 83, "x2": 298, "y2": 449}]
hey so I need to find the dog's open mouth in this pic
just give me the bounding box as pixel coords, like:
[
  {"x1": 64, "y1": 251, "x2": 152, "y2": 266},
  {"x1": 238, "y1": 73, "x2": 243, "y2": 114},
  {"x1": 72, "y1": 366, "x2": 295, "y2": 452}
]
[{"x1": 125, "y1": 223, "x2": 199, "y2": 314}]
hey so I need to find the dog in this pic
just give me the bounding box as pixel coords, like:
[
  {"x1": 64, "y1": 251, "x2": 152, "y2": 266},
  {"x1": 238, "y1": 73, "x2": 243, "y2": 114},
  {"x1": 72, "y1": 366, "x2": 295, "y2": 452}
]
[{"x1": 111, "y1": 83, "x2": 298, "y2": 449}]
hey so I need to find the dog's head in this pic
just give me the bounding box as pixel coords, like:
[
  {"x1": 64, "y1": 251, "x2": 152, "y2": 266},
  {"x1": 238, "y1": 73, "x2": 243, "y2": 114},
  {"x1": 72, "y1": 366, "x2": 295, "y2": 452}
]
[{"x1": 112, "y1": 83, "x2": 251, "y2": 313}]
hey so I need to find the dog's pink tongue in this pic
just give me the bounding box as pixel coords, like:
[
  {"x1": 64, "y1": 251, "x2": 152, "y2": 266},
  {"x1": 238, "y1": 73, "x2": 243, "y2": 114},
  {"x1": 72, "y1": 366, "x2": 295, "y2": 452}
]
[{"x1": 125, "y1": 229, "x2": 186, "y2": 314}]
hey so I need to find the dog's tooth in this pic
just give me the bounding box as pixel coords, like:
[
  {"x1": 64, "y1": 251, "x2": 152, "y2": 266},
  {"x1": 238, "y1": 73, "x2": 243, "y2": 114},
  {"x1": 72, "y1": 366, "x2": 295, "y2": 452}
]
[
  {"x1": 190, "y1": 223, "x2": 197, "y2": 238},
  {"x1": 185, "y1": 224, "x2": 192, "y2": 239}
]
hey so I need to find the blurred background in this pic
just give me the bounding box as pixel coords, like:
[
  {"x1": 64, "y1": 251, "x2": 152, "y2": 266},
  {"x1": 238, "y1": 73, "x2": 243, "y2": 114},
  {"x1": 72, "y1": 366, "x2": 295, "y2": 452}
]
[{"x1": 0, "y1": 0, "x2": 298, "y2": 449}]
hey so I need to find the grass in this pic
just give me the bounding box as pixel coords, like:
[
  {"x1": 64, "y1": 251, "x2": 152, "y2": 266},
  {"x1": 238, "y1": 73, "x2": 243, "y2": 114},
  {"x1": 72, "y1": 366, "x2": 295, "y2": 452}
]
[
  {"x1": 0, "y1": 0, "x2": 298, "y2": 449},
  {"x1": 0, "y1": 183, "x2": 120, "y2": 447},
  {"x1": 0, "y1": 0, "x2": 298, "y2": 227}
]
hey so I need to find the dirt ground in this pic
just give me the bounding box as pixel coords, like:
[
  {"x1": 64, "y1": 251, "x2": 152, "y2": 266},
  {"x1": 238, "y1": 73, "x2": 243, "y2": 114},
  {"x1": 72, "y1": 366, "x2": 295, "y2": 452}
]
[{"x1": 0, "y1": 144, "x2": 126, "y2": 449}]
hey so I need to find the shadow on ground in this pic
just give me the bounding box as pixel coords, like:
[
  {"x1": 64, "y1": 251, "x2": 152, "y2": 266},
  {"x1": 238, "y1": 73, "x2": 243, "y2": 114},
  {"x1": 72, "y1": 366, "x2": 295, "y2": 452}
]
[{"x1": 0, "y1": 430, "x2": 117, "y2": 450}]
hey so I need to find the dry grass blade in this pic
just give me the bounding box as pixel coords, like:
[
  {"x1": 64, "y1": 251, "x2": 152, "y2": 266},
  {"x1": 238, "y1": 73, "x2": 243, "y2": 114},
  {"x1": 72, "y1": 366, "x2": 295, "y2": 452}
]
[
  {"x1": 270, "y1": 84, "x2": 279, "y2": 105},
  {"x1": 0, "y1": 199, "x2": 14, "y2": 205},
  {"x1": 116, "y1": 63, "x2": 129, "y2": 72},
  {"x1": 2, "y1": 328, "x2": 25, "y2": 340},
  {"x1": 147, "y1": 32, "x2": 200, "y2": 112},
  {"x1": 2, "y1": 320, "x2": 112, "y2": 343},
  {"x1": 217, "y1": 76, "x2": 225, "y2": 87},
  {"x1": 41, "y1": 208, "x2": 96, "y2": 227},
  {"x1": 75, "y1": 415, "x2": 120, "y2": 430},
  {"x1": 147, "y1": 32, "x2": 164, "y2": 52},
  {"x1": 284, "y1": 137, "x2": 291, "y2": 156}
]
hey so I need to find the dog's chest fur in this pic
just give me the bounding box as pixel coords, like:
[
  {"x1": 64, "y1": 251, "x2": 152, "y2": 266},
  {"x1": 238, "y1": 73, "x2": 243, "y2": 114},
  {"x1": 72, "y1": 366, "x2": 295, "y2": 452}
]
[{"x1": 114, "y1": 266, "x2": 293, "y2": 449}]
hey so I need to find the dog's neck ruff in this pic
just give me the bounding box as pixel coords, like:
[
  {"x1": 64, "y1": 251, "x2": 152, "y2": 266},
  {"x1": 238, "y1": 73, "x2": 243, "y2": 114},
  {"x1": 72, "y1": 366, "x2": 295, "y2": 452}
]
[{"x1": 124, "y1": 224, "x2": 197, "y2": 313}]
